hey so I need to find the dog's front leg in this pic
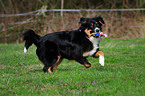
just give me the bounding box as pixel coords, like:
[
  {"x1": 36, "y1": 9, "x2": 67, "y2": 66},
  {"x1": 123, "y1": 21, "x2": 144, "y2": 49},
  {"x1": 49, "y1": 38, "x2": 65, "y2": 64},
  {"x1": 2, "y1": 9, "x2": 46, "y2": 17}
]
[
  {"x1": 93, "y1": 51, "x2": 105, "y2": 66},
  {"x1": 75, "y1": 57, "x2": 91, "y2": 68}
]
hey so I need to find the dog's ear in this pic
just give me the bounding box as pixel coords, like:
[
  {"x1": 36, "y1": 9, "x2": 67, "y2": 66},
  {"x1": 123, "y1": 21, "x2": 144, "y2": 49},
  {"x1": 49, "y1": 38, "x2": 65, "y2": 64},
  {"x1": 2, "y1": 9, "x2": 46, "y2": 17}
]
[
  {"x1": 98, "y1": 16, "x2": 105, "y2": 24},
  {"x1": 93, "y1": 16, "x2": 105, "y2": 25},
  {"x1": 79, "y1": 17, "x2": 90, "y2": 24},
  {"x1": 79, "y1": 17, "x2": 85, "y2": 24},
  {"x1": 79, "y1": 23, "x2": 90, "y2": 31},
  {"x1": 80, "y1": 17, "x2": 85, "y2": 21}
]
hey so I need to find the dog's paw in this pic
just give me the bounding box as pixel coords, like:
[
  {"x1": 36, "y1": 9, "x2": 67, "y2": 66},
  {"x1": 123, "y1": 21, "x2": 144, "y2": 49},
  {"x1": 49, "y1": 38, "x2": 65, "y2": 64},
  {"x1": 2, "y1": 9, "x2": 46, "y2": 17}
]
[
  {"x1": 99, "y1": 55, "x2": 104, "y2": 66},
  {"x1": 84, "y1": 64, "x2": 91, "y2": 68}
]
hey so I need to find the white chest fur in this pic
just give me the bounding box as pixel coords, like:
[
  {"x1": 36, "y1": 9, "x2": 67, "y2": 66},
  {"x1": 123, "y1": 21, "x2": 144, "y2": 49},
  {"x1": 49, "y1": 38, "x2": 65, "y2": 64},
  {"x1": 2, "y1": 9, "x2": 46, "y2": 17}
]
[{"x1": 83, "y1": 36, "x2": 101, "y2": 57}]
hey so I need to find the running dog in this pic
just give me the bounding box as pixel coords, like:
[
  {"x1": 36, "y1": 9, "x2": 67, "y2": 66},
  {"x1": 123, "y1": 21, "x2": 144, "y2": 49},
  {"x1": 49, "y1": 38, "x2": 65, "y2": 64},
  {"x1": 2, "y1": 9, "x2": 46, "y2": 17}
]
[{"x1": 23, "y1": 19, "x2": 105, "y2": 73}]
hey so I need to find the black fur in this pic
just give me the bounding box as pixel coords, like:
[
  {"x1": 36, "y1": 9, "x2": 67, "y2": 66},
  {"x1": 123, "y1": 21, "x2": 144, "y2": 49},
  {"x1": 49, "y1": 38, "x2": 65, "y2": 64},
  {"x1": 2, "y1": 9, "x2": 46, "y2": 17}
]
[{"x1": 23, "y1": 19, "x2": 99, "y2": 72}]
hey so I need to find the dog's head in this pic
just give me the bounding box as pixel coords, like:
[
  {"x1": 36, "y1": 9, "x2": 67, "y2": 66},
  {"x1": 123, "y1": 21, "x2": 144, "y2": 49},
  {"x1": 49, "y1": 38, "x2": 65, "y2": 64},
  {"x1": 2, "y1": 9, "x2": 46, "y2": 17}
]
[
  {"x1": 79, "y1": 16, "x2": 105, "y2": 31},
  {"x1": 79, "y1": 19, "x2": 100, "y2": 37}
]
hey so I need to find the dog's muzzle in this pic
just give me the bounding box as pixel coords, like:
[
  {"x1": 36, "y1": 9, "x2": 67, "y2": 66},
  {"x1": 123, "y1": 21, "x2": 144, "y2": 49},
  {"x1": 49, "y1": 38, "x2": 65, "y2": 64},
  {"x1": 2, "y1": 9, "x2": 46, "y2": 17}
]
[
  {"x1": 94, "y1": 27, "x2": 100, "y2": 33},
  {"x1": 88, "y1": 27, "x2": 101, "y2": 37}
]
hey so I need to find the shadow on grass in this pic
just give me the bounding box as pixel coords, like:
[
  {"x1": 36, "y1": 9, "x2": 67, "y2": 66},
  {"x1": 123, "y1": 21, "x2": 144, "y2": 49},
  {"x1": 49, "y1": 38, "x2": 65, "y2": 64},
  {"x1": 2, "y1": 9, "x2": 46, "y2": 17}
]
[
  {"x1": 57, "y1": 67, "x2": 107, "y2": 72},
  {"x1": 27, "y1": 65, "x2": 118, "y2": 73},
  {"x1": 27, "y1": 68, "x2": 43, "y2": 73}
]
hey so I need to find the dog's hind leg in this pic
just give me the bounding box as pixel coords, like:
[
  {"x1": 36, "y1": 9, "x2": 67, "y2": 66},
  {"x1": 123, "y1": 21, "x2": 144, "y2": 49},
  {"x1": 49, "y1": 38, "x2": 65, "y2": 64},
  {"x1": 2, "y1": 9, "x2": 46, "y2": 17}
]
[
  {"x1": 43, "y1": 65, "x2": 51, "y2": 73},
  {"x1": 42, "y1": 56, "x2": 59, "y2": 73},
  {"x1": 38, "y1": 49, "x2": 59, "y2": 73},
  {"x1": 42, "y1": 58, "x2": 57, "y2": 73},
  {"x1": 51, "y1": 56, "x2": 63, "y2": 72},
  {"x1": 48, "y1": 67, "x2": 53, "y2": 73},
  {"x1": 93, "y1": 51, "x2": 105, "y2": 66},
  {"x1": 41, "y1": 41, "x2": 60, "y2": 73},
  {"x1": 43, "y1": 66, "x2": 48, "y2": 73}
]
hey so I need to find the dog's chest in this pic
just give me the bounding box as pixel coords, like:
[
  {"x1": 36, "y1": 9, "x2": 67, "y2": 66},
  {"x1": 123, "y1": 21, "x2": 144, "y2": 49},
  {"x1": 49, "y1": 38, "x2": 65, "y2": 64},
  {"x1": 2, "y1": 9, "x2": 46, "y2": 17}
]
[{"x1": 83, "y1": 37, "x2": 101, "y2": 57}]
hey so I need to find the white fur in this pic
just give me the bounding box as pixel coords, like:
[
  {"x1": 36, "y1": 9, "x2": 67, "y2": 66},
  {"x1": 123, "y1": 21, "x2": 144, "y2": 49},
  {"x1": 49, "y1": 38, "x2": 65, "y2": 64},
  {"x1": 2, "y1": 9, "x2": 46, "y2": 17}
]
[
  {"x1": 24, "y1": 47, "x2": 27, "y2": 53},
  {"x1": 83, "y1": 36, "x2": 101, "y2": 57},
  {"x1": 99, "y1": 55, "x2": 104, "y2": 66}
]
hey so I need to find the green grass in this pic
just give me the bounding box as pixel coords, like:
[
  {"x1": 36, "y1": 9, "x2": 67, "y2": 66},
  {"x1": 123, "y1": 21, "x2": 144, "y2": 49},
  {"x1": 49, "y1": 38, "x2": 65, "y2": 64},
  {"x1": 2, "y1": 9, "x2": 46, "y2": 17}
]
[{"x1": 0, "y1": 38, "x2": 145, "y2": 96}]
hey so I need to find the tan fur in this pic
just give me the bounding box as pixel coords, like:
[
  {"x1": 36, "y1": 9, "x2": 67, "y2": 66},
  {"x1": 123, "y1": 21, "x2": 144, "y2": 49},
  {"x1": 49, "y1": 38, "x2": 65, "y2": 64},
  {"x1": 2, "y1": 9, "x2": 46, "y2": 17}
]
[
  {"x1": 93, "y1": 51, "x2": 105, "y2": 58},
  {"x1": 48, "y1": 67, "x2": 52, "y2": 73},
  {"x1": 85, "y1": 29, "x2": 92, "y2": 37},
  {"x1": 84, "y1": 64, "x2": 91, "y2": 68},
  {"x1": 52, "y1": 56, "x2": 63, "y2": 72},
  {"x1": 47, "y1": 56, "x2": 63, "y2": 73}
]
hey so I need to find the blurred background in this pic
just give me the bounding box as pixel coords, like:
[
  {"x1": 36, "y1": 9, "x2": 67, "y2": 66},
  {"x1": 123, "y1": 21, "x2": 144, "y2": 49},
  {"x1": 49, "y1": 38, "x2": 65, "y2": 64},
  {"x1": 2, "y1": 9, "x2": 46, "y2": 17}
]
[{"x1": 0, "y1": 0, "x2": 145, "y2": 43}]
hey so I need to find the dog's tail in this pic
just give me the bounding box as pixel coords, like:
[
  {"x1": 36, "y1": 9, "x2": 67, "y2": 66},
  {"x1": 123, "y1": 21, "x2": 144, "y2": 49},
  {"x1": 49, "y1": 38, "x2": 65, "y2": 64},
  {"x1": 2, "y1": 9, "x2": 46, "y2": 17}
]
[{"x1": 23, "y1": 29, "x2": 40, "y2": 53}]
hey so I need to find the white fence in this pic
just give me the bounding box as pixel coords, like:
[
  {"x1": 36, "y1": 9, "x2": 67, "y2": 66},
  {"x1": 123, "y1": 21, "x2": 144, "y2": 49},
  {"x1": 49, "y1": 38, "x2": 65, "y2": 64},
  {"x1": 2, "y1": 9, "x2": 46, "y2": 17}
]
[
  {"x1": 0, "y1": 8, "x2": 144, "y2": 43},
  {"x1": 0, "y1": 8, "x2": 145, "y2": 17},
  {"x1": 0, "y1": 8, "x2": 145, "y2": 30}
]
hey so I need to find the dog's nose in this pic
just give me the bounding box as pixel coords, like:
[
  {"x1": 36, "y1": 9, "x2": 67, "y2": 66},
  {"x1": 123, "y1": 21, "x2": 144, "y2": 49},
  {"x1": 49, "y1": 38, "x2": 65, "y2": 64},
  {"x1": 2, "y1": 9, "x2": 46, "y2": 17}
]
[{"x1": 94, "y1": 27, "x2": 100, "y2": 33}]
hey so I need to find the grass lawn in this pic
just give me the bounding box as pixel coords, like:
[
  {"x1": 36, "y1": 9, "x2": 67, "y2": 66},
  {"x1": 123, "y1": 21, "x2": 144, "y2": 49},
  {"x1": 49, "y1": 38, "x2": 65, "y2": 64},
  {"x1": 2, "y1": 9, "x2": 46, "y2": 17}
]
[{"x1": 0, "y1": 38, "x2": 145, "y2": 96}]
